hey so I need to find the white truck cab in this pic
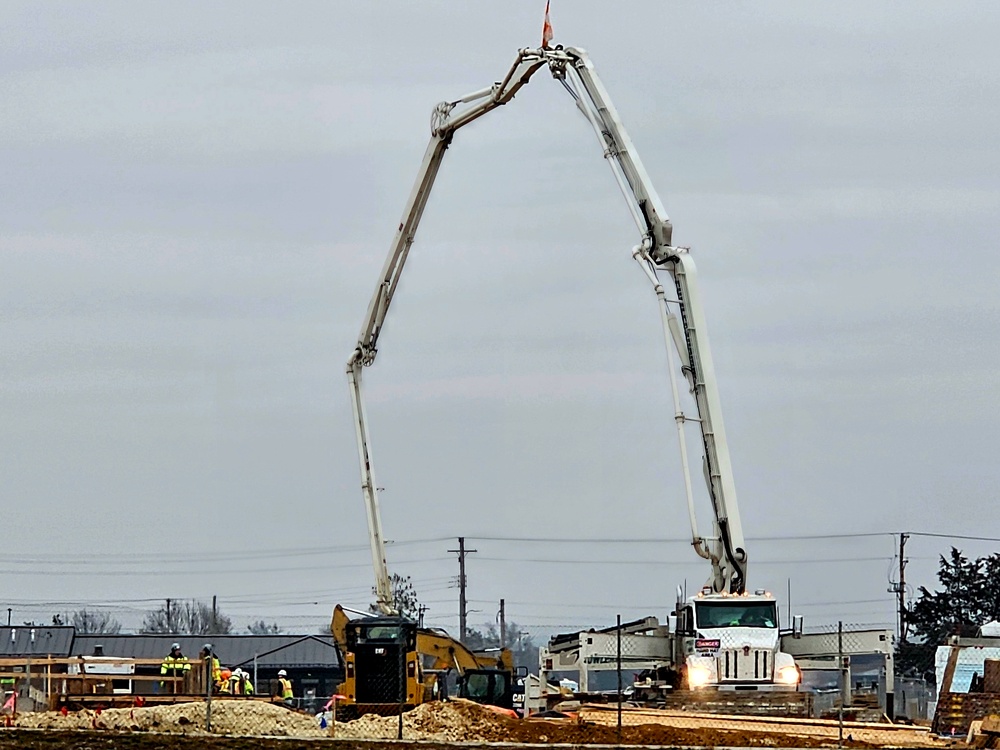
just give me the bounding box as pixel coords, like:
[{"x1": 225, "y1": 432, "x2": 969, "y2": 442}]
[{"x1": 675, "y1": 589, "x2": 800, "y2": 690}]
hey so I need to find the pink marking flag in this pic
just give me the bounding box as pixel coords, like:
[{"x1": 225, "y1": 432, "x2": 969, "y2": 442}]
[{"x1": 541, "y1": 1, "x2": 553, "y2": 48}]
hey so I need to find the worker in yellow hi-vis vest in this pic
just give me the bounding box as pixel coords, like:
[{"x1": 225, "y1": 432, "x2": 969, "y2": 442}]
[
  {"x1": 277, "y1": 670, "x2": 293, "y2": 706},
  {"x1": 160, "y1": 643, "x2": 191, "y2": 693},
  {"x1": 199, "y1": 644, "x2": 222, "y2": 692}
]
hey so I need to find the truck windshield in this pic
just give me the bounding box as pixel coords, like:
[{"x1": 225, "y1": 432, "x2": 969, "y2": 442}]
[{"x1": 696, "y1": 601, "x2": 777, "y2": 629}]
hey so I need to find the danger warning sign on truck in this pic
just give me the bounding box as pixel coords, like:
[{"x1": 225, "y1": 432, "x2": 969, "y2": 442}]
[{"x1": 695, "y1": 638, "x2": 721, "y2": 655}]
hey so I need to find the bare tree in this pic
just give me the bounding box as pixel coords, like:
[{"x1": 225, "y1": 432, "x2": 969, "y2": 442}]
[
  {"x1": 141, "y1": 600, "x2": 232, "y2": 634},
  {"x1": 70, "y1": 609, "x2": 122, "y2": 634},
  {"x1": 141, "y1": 606, "x2": 178, "y2": 634},
  {"x1": 180, "y1": 601, "x2": 232, "y2": 635},
  {"x1": 247, "y1": 620, "x2": 282, "y2": 635}
]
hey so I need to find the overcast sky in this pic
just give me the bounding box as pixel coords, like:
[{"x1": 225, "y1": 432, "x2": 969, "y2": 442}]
[{"x1": 2, "y1": 1, "x2": 1000, "y2": 638}]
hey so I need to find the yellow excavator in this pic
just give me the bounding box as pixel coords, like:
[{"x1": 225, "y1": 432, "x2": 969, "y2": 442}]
[{"x1": 330, "y1": 605, "x2": 522, "y2": 718}]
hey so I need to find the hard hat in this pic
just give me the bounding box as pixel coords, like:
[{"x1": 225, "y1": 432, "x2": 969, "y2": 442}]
[
  {"x1": 278, "y1": 669, "x2": 287, "y2": 677},
  {"x1": 203, "y1": 643, "x2": 213, "y2": 653},
  {"x1": 171, "y1": 642, "x2": 180, "y2": 650}
]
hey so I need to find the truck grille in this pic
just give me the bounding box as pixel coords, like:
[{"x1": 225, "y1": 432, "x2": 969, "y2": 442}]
[{"x1": 718, "y1": 648, "x2": 771, "y2": 682}]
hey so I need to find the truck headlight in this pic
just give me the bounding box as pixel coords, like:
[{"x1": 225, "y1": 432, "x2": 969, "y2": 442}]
[
  {"x1": 687, "y1": 665, "x2": 713, "y2": 688},
  {"x1": 776, "y1": 665, "x2": 800, "y2": 685}
]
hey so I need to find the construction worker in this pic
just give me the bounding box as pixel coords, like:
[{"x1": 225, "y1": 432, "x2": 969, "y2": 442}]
[
  {"x1": 159, "y1": 643, "x2": 191, "y2": 693},
  {"x1": 239, "y1": 669, "x2": 255, "y2": 695},
  {"x1": 277, "y1": 669, "x2": 294, "y2": 706},
  {"x1": 199, "y1": 644, "x2": 222, "y2": 692},
  {"x1": 230, "y1": 668, "x2": 254, "y2": 695}
]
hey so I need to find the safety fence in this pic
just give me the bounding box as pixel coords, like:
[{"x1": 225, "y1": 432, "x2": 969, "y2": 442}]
[
  {"x1": 0, "y1": 655, "x2": 331, "y2": 737},
  {"x1": 0, "y1": 627, "x2": 957, "y2": 746},
  {"x1": 0, "y1": 656, "x2": 203, "y2": 713}
]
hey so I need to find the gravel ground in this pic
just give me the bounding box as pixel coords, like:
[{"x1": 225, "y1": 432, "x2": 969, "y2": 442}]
[{"x1": 0, "y1": 699, "x2": 962, "y2": 748}]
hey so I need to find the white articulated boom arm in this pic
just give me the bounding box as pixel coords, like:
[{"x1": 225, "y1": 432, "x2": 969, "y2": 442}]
[
  {"x1": 348, "y1": 49, "x2": 550, "y2": 615},
  {"x1": 348, "y1": 46, "x2": 747, "y2": 616},
  {"x1": 552, "y1": 47, "x2": 748, "y2": 593}
]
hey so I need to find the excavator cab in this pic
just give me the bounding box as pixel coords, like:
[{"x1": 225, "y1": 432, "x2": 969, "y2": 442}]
[{"x1": 457, "y1": 668, "x2": 516, "y2": 708}]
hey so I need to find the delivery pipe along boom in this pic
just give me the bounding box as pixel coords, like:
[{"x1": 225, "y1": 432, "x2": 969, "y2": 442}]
[{"x1": 347, "y1": 46, "x2": 748, "y2": 611}]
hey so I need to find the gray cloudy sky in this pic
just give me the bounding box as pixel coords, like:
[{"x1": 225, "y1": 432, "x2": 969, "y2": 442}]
[{"x1": 2, "y1": 1, "x2": 1000, "y2": 637}]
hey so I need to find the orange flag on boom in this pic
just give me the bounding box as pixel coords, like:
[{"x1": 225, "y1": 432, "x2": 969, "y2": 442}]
[{"x1": 541, "y1": 1, "x2": 553, "y2": 48}]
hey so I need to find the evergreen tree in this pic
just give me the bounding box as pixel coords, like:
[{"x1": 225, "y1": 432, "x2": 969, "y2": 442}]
[{"x1": 898, "y1": 547, "x2": 1000, "y2": 681}]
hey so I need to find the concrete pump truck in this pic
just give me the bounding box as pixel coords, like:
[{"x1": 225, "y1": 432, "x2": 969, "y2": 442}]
[{"x1": 339, "y1": 43, "x2": 800, "y2": 714}]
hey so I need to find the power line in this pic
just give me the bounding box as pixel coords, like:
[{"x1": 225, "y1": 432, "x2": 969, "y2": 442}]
[
  {"x1": 0, "y1": 556, "x2": 451, "y2": 577},
  {"x1": 0, "y1": 537, "x2": 453, "y2": 565},
  {"x1": 466, "y1": 532, "x2": 894, "y2": 544},
  {"x1": 464, "y1": 597, "x2": 893, "y2": 611},
  {"x1": 471, "y1": 555, "x2": 893, "y2": 566},
  {"x1": 906, "y1": 531, "x2": 1000, "y2": 544},
  {"x1": 0, "y1": 530, "x2": 988, "y2": 568}
]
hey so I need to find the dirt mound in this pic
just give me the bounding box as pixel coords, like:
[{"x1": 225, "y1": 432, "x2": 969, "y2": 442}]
[
  {"x1": 409, "y1": 700, "x2": 514, "y2": 738},
  {"x1": 14, "y1": 701, "x2": 324, "y2": 737},
  {"x1": 333, "y1": 701, "x2": 899, "y2": 747},
  {"x1": 334, "y1": 700, "x2": 516, "y2": 741}
]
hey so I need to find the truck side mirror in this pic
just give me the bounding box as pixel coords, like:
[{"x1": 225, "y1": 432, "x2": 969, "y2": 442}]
[
  {"x1": 668, "y1": 614, "x2": 678, "y2": 634},
  {"x1": 792, "y1": 614, "x2": 804, "y2": 639}
]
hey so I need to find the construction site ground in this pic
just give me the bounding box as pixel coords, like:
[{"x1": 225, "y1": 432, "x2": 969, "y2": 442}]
[{"x1": 0, "y1": 699, "x2": 960, "y2": 749}]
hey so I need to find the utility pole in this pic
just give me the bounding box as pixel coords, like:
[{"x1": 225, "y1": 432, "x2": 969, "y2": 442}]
[
  {"x1": 417, "y1": 605, "x2": 427, "y2": 628},
  {"x1": 212, "y1": 595, "x2": 218, "y2": 632},
  {"x1": 898, "y1": 533, "x2": 908, "y2": 641},
  {"x1": 889, "y1": 533, "x2": 909, "y2": 641},
  {"x1": 448, "y1": 537, "x2": 476, "y2": 642},
  {"x1": 166, "y1": 599, "x2": 172, "y2": 631},
  {"x1": 499, "y1": 599, "x2": 506, "y2": 649}
]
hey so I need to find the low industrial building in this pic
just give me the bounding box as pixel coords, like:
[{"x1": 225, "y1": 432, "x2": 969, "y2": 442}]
[{"x1": 0, "y1": 627, "x2": 342, "y2": 713}]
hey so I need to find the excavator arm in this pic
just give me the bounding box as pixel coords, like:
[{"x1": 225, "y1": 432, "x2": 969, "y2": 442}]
[
  {"x1": 417, "y1": 629, "x2": 516, "y2": 709},
  {"x1": 331, "y1": 605, "x2": 350, "y2": 655},
  {"x1": 417, "y1": 629, "x2": 513, "y2": 674}
]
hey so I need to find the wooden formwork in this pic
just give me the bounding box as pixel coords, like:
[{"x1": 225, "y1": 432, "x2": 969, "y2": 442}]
[
  {"x1": 0, "y1": 656, "x2": 210, "y2": 711},
  {"x1": 985, "y1": 660, "x2": 1000, "y2": 694},
  {"x1": 933, "y1": 691, "x2": 1000, "y2": 736},
  {"x1": 658, "y1": 689, "x2": 813, "y2": 717}
]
